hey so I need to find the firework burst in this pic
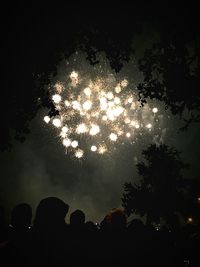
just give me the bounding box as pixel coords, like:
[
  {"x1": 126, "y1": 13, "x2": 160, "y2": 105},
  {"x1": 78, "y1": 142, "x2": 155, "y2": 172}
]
[{"x1": 43, "y1": 54, "x2": 161, "y2": 159}]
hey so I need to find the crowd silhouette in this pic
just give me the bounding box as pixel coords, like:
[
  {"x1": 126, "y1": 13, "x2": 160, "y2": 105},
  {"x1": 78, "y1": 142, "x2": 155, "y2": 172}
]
[{"x1": 0, "y1": 197, "x2": 199, "y2": 267}]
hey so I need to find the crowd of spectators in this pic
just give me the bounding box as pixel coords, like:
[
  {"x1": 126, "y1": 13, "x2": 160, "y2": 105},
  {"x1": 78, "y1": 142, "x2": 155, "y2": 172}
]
[{"x1": 0, "y1": 197, "x2": 199, "y2": 266}]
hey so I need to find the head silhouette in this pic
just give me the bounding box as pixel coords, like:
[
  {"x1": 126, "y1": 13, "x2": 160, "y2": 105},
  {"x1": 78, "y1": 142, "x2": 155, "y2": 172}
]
[
  {"x1": 34, "y1": 197, "x2": 69, "y2": 229},
  {"x1": 11, "y1": 203, "x2": 32, "y2": 229},
  {"x1": 106, "y1": 208, "x2": 127, "y2": 230},
  {"x1": 70, "y1": 209, "x2": 85, "y2": 227},
  {"x1": 100, "y1": 214, "x2": 112, "y2": 231}
]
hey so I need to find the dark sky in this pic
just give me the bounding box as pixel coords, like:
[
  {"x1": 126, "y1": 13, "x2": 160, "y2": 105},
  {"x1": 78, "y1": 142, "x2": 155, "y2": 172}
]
[{"x1": 1, "y1": 3, "x2": 200, "y2": 223}]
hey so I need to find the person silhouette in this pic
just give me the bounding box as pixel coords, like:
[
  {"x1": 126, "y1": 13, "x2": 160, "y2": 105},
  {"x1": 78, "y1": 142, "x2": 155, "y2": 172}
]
[
  {"x1": 68, "y1": 209, "x2": 86, "y2": 265},
  {"x1": 33, "y1": 197, "x2": 69, "y2": 230},
  {"x1": 69, "y1": 209, "x2": 85, "y2": 229},
  {"x1": 99, "y1": 208, "x2": 127, "y2": 266},
  {"x1": 108, "y1": 208, "x2": 127, "y2": 231},
  {"x1": 32, "y1": 197, "x2": 69, "y2": 266}
]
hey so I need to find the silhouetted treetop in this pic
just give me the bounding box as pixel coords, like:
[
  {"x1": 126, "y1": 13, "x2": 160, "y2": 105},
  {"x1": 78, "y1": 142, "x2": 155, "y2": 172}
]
[
  {"x1": 137, "y1": 21, "x2": 200, "y2": 128},
  {"x1": 122, "y1": 144, "x2": 200, "y2": 227}
]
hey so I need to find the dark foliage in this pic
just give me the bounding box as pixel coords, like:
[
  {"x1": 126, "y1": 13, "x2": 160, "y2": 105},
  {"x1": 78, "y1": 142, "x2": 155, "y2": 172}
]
[
  {"x1": 137, "y1": 11, "x2": 200, "y2": 129},
  {"x1": 122, "y1": 144, "x2": 200, "y2": 227}
]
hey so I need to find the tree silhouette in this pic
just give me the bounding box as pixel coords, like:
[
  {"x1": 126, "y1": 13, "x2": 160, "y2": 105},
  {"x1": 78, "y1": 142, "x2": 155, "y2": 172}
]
[
  {"x1": 137, "y1": 17, "x2": 200, "y2": 129},
  {"x1": 122, "y1": 144, "x2": 199, "y2": 228}
]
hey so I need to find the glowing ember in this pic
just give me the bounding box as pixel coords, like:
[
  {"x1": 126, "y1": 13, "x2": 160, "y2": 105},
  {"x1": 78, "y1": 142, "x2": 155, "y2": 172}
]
[
  {"x1": 71, "y1": 140, "x2": 78, "y2": 148},
  {"x1": 52, "y1": 94, "x2": 62, "y2": 104},
  {"x1": 98, "y1": 145, "x2": 107, "y2": 154},
  {"x1": 75, "y1": 149, "x2": 84, "y2": 158},
  {"x1": 52, "y1": 118, "x2": 62, "y2": 128},
  {"x1": 44, "y1": 116, "x2": 50, "y2": 124},
  {"x1": 64, "y1": 100, "x2": 70, "y2": 107},
  {"x1": 152, "y1": 107, "x2": 158, "y2": 113},
  {"x1": 107, "y1": 92, "x2": 114, "y2": 100},
  {"x1": 63, "y1": 138, "x2": 71, "y2": 147},
  {"x1": 115, "y1": 84, "x2": 122, "y2": 94},
  {"x1": 76, "y1": 123, "x2": 88, "y2": 134},
  {"x1": 109, "y1": 133, "x2": 118, "y2": 141},
  {"x1": 83, "y1": 100, "x2": 92, "y2": 110},
  {"x1": 70, "y1": 71, "x2": 79, "y2": 86},
  {"x1": 72, "y1": 101, "x2": 81, "y2": 110},
  {"x1": 91, "y1": 145, "x2": 97, "y2": 152},
  {"x1": 89, "y1": 124, "x2": 100, "y2": 136},
  {"x1": 62, "y1": 126, "x2": 69, "y2": 133},
  {"x1": 121, "y1": 79, "x2": 128, "y2": 87},
  {"x1": 146, "y1": 123, "x2": 152, "y2": 129},
  {"x1": 84, "y1": 87, "x2": 91, "y2": 96}
]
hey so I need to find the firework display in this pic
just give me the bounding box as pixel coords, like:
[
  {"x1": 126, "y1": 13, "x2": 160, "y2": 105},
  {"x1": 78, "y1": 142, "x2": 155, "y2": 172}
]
[{"x1": 43, "y1": 59, "x2": 160, "y2": 158}]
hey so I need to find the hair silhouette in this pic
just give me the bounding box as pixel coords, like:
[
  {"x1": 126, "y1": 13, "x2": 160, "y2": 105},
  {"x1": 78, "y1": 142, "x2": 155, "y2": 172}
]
[
  {"x1": 34, "y1": 197, "x2": 69, "y2": 229},
  {"x1": 70, "y1": 209, "x2": 85, "y2": 227}
]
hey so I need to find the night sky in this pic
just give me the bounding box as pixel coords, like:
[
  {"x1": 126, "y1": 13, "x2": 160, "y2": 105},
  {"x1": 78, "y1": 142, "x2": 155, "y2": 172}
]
[{"x1": 1, "y1": 3, "x2": 200, "y2": 223}]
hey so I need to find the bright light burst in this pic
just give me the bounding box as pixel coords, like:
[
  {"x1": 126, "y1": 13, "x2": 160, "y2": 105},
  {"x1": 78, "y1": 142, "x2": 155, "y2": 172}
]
[
  {"x1": 63, "y1": 138, "x2": 71, "y2": 147},
  {"x1": 91, "y1": 145, "x2": 97, "y2": 152},
  {"x1": 43, "y1": 55, "x2": 162, "y2": 159},
  {"x1": 152, "y1": 107, "x2": 158, "y2": 113},
  {"x1": 44, "y1": 116, "x2": 50, "y2": 124},
  {"x1": 109, "y1": 133, "x2": 118, "y2": 142},
  {"x1": 52, "y1": 118, "x2": 62, "y2": 128},
  {"x1": 52, "y1": 94, "x2": 62, "y2": 104},
  {"x1": 75, "y1": 149, "x2": 84, "y2": 158}
]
